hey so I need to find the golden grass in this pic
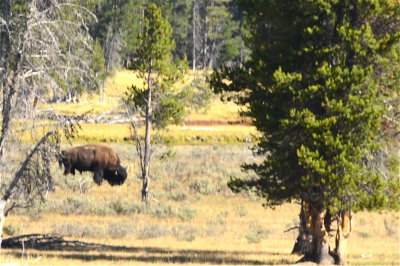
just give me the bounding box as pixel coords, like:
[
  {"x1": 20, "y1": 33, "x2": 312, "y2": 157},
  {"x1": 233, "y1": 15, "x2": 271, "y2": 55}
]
[
  {"x1": 42, "y1": 70, "x2": 243, "y2": 125},
  {"x1": 62, "y1": 123, "x2": 257, "y2": 145},
  {"x1": 4, "y1": 70, "x2": 399, "y2": 265},
  {"x1": 2, "y1": 199, "x2": 399, "y2": 265},
  {"x1": 1, "y1": 145, "x2": 399, "y2": 265},
  {"x1": 185, "y1": 98, "x2": 243, "y2": 122}
]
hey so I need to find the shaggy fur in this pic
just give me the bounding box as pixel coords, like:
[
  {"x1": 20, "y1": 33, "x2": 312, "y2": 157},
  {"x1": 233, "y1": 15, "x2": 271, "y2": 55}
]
[{"x1": 59, "y1": 144, "x2": 127, "y2": 186}]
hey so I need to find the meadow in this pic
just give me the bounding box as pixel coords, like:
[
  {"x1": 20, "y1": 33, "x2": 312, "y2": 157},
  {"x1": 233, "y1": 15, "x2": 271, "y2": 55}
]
[
  {"x1": 1, "y1": 71, "x2": 399, "y2": 265},
  {"x1": 2, "y1": 145, "x2": 399, "y2": 265}
]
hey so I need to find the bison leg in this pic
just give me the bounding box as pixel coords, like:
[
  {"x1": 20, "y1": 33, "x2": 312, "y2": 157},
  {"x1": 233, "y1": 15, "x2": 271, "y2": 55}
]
[
  {"x1": 63, "y1": 162, "x2": 73, "y2": 175},
  {"x1": 93, "y1": 168, "x2": 104, "y2": 185}
]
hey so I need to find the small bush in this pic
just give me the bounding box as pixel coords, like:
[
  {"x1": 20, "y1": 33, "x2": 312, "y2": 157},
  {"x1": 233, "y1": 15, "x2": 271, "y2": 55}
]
[
  {"x1": 108, "y1": 222, "x2": 134, "y2": 239},
  {"x1": 137, "y1": 225, "x2": 169, "y2": 239},
  {"x1": 189, "y1": 178, "x2": 215, "y2": 195},
  {"x1": 109, "y1": 200, "x2": 142, "y2": 215},
  {"x1": 172, "y1": 225, "x2": 197, "y2": 242},
  {"x1": 233, "y1": 205, "x2": 248, "y2": 217},
  {"x1": 358, "y1": 217, "x2": 367, "y2": 226},
  {"x1": 150, "y1": 203, "x2": 175, "y2": 218},
  {"x1": 163, "y1": 180, "x2": 179, "y2": 192},
  {"x1": 55, "y1": 175, "x2": 92, "y2": 193},
  {"x1": 205, "y1": 211, "x2": 228, "y2": 237},
  {"x1": 56, "y1": 196, "x2": 92, "y2": 215},
  {"x1": 3, "y1": 224, "x2": 23, "y2": 236},
  {"x1": 168, "y1": 191, "x2": 188, "y2": 201},
  {"x1": 384, "y1": 219, "x2": 398, "y2": 236},
  {"x1": 176, "y1": 206, "x2": 197, "y2": 221},
  {"x1": 357, "y1": 231, "x2": 371, "y2": 238},
  {"x1": 245, "y1": 223, "x2": 270, "y2": 243},
  {"x1": 52, "y1": 222, "x2": 103, "y2": 238}
]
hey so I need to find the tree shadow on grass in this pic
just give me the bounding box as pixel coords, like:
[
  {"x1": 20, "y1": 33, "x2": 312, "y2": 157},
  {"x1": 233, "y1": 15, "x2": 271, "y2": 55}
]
[{"x1": 2, "y1": 234, "x2": 294, "y2": 265}]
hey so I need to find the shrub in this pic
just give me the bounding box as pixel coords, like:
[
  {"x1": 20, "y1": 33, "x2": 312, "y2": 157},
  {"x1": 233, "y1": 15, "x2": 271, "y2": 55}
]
[
  {"x1": 108, "y1": 222, "x2": 134, "y2": 239},
  {"x1": 52, "y1": 222, "x2": 103, "y2": 238},
  {"x1": 189, "y1": 178, "x2": 215, "y2": 195},
  {"x1": 56, "y1": 196, "x2": 92, "y2": 215},
  {"x1": 172, "y1": 225, "x2": 197, "y2": 242},
  {"x1": 233, "y1": 205, "x2": 248, "y2": 217},
  {"x1": 55, "y1": 175, "x2": 92, "y2": 193},
  {"x1": 384, "y1": 219, "x2": 398, "y2": 236},
  {"x1": 3, "y1": 224, "x2": 23, "y2": 236},
  {"x1": 245, "y1": 223, "x2": 270, "y2": 243},
  {"x1": 167, "y1": 191, "x2": 188, "y2": 201},
  {"x1": 205, "y1": 211, "x2": 228, "y2": 237},
  {"x1": 163, "y1": 180, "x2": 179, "y2": 192},
  {"x1": 137, "y1": 224, "x2": 169, "y2": 239},
  {"x1": 109, "y1": 200, "x2": 142, "y2": 215},
  {"x1": 176, "y1": 206, "x2": 197, "y2": 221},
  {"x1": 357, "y1": 231, "x2": 371, "y2": 238},
  {"x1": 150, "y1": 203, "x2": 175, "y2": 218}
]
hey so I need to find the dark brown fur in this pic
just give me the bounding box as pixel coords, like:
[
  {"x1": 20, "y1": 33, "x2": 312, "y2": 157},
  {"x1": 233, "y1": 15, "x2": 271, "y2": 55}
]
[{"x1": 59, "y1": 144, "x2": 127, "y2": 186}]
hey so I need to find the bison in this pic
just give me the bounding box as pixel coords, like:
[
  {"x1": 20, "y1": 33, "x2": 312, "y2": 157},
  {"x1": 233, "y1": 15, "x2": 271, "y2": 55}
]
[{"x1": 58, "y1": 144, "x2": 127, "y2": 186}]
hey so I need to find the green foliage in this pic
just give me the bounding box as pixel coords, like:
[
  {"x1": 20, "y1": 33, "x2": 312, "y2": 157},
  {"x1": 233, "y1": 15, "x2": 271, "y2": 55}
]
[
  {"x1": 212, "y1": 0, "x2": 400, "y2": 213},
  {"x1": 81, "y1": 0, "x2": 246, "y2": 68},
  {"x1": 125, "y1": 4, "x2": 189, "y2": 129},
  {"x1": 122, "y1": 0, "x2": 145, "y2": 61},
  {"x1": 91, "y1": 38, "x2": 107, "y2": 88}
]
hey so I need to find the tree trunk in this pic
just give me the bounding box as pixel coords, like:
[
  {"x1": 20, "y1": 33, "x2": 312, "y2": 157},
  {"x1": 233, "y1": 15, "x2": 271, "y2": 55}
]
[
  {"x1": 334, "y1": 211, "x2": 352, "y2": 265},
  {"x1": 192, "y1": 0, "x2": 197, "y2": 71},
  {"x1": 291, "y1": 201, "x2": 314, "y2": 257},
  {"x1": 0, "y1": 200, "x2": 6, "y2": 248},
  {"x1": 142, "y1": 62, "x2": 153, "y2": 204},
  {"x1": 293, "y1": 201, "x2": 347, "y2": 264},
  {"x1": 100, "y1": 79, "x2": 106, "y2": 103},
  {"x1": 315, "y1": 209, "x2": 335, "y2": 265}
]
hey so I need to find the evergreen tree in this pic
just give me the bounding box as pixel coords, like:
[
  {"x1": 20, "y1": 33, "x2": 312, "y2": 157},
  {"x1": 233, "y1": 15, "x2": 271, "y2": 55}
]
[
  {"x1": 211, "y1": 0, "x2": 399, "y2": 264},
  {"x1": 170, "y1": 0, "x2": 192, "y2": 61},
  {"x1": 89, "y1": 0, "x2": 126, "y2": 70},
  {"x1": 91, "y1": 38, "x2": 107, "y2": 101},
  {"x1": 121, "y1": 0, "x2": 144, "y2": 66},
  {"x1": 125, "y1": 4, "x2": 189, "y2": 204}
]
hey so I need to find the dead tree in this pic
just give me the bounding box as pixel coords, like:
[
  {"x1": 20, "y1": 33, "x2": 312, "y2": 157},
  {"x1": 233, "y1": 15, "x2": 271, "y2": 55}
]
[{"x1": 0, "y1": 0, "x2": 95, "y2": 248}]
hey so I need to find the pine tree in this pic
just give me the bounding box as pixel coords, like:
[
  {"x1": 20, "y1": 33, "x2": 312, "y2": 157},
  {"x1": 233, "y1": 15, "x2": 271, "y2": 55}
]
[
  {"x1": 91, "y1": 39, "x2": 107, "y2": 101},
  {"x1": 125, "y1": 4, "x2": 189, "y2": 204},
  {"x1": 211, "y1": 0, "x2": 399, "y2": 264}
]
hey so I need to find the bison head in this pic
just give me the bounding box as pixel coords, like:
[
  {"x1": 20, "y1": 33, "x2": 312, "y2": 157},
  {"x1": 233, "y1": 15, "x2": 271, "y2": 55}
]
[{"x1": 103, "y1": 165, "x2": 128, "y2": 186}]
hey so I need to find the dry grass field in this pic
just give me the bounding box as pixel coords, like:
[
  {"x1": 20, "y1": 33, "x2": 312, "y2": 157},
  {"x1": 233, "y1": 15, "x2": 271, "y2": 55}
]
[
  {"x1": 1, "y1": 145, "x2": 399, "y2": 265},
  {"x1": 1, "y1": 71, "x2": 399, "y2": 265}
]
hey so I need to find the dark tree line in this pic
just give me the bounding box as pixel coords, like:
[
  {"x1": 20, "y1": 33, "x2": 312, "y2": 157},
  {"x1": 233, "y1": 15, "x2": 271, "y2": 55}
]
[{"x1": 85, "y1": 0, "x2": 247, "y2": 71}]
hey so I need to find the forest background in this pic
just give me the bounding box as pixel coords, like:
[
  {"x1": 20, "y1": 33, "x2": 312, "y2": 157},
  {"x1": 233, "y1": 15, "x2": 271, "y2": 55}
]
[
  {"x1": 0, "y1": 0, "x2": 398, "y2": 265},
  {"x1": 53, "y1": 0, "x2": 247, "y2": 102}
]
